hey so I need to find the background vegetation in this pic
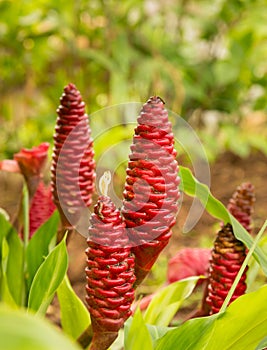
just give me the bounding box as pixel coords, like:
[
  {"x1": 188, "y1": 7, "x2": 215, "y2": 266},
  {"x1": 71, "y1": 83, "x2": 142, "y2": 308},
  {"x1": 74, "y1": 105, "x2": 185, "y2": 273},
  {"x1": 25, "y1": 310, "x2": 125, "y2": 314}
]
[
  {"x1": 0, "y1": 0, "x2": 267, "y2": 160},
  {"x1": 0, "y1": 2, "x2": 267, "y2": 348}
]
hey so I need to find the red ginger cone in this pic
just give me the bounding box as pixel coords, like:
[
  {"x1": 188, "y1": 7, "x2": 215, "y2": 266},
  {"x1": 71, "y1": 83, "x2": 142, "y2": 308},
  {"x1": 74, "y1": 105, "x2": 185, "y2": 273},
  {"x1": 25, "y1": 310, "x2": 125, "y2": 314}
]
[
  {"x1": 122, "y1": 96, "x2": 180, "y2": 286},
  {"x1": 29, "y1": 181, "x2": 56, "y2": 238},
  {"x1": 86, "y1": 190, "x2": 135, "y2": 350},
  {"x1": 51, "y1": 83, "x2": 95, "y2": 231},
  {"x1": 227, "y1": 182, "x2": 255, "y2": 233},
  {"x1": 205, "y1": 183, "x2": 255, "y2": 315},
  {"x1": 205, "y1": 223, "x2": 248, "y2": 314}
]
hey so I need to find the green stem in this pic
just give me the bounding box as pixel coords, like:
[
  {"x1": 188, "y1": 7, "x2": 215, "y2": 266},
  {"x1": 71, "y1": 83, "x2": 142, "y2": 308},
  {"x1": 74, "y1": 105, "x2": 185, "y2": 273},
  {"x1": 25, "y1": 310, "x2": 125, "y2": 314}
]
[
  {"x1": 21, "y1": 184, "x2": 30, "y2": 306},
  {"x1": 23, "y1": 184, "x2": 30, "y2": 247},
  {"x1": 220, "y1": 219, "x2": 267, "y2": 313}
]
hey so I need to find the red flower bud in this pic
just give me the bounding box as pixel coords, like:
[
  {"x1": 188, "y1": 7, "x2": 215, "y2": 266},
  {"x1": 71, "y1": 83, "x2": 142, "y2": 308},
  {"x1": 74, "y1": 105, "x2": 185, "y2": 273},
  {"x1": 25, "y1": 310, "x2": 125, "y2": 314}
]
[
  {"x1": 122, "y1": 96, "x2": 180, "y2": 286},
  {"x1": 167, "y1": 248, "x2": 211, "y2": 284},
  {"x1": 206, "y1": 223, "x2": 247, "y2": 314},
  {"x1": 29, "y1": 181, "x2": 56, "y2": 238},
  {"x1": 86, "y1": 196, "x2": 135, "y2": 350},
  {"x1": 14, "y1": 143, "x2": 49, "y2": 178},
  {"x1": 227, "y1": 182, "x2": 255, "y2": 233},
  {"x1": 14, "y1": 142, "x2": 49, "y2": 198},
  {"x1": 200, "y1": 183, "x2": 255, "y2": 316},
  {"x1": 51, "y1": 83, "x2": 95, "y2": 229}
]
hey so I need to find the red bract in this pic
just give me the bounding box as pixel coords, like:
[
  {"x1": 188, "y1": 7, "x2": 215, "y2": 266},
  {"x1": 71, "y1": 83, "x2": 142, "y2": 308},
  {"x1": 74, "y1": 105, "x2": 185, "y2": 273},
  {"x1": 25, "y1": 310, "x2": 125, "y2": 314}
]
[
  {"x1": 122, "y1": 96, "x2": 180, "y2": 286},
  {"x1": 29, "y1": 181, "x2": 56, "y2": 238},
  {"x1": 86, "y1": 196, "x2": 135, "y2": 350},
  {"x1": 206, "y1": 223, "x2": 247, "y2": 314},
  {"x1": 167, "y1": 248, "x2": 211, "y2": 284},
  {"x1": 14, "y1": 142, "x2": 49, "y2": 178},
  {"x1": 14, "y1": 142, "x2": 49, "y2": 198},
  {"x1": 51, "y1": 83, "x2": 95, "y2": 230},
  {"x1": 227, "y1": 182, "x2": 255, "y2": 233}
]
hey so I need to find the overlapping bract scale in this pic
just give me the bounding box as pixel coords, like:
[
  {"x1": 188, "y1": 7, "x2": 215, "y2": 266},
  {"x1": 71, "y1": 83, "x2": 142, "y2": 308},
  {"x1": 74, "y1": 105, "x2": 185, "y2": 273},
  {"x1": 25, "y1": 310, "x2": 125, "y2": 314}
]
[
  {"x1": 51, "y1": 83, "x2": 95, "y2": 229},
  {"x1": 206, "y1": 182, "x2": 255, "y2": 314},
  {"x1": 29, "y1": 181, "x2": 55, "y2": 238},
  {"x1": 227, "y1": 182, "x2": 255, "y2": 233},
  {"x1": 86, "y1": 196, "x2": 135, "y2": 350},
  {"x1": 122, "y1": 96, "x2": 180, "y2": 286},
  {"x1": 206, "y1": 223, "x2": 247, "y2": 314}
]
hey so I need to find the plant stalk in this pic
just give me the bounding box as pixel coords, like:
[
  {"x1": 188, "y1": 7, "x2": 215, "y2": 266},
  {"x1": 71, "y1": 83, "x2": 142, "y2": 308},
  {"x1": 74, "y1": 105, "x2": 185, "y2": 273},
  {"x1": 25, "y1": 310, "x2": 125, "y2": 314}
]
[
  {"x1": 220, "y1": 219, "x2": 267, "y2": 313},
  {"x1": 21, "y1": 184, "x2": 30, "y2": 306},
  {"x1": 23, "y1": 184, "x2": 29, "y2": 248},
  {"x1": 77, "y1": 324, "x2": 93, "y2": 349}
]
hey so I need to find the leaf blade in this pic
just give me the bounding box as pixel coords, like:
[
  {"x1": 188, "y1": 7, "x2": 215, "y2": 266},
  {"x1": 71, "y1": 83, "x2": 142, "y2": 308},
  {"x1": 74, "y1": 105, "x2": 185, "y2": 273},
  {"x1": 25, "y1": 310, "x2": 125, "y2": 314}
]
[
  {"x1": 26, "y1": 210, "x2": 59, "y2": 289},
  {"x1": 124, "y1": 309, "x2": 153, "y2": 350},
  {"x1": 144, "y1": 276, "x2": 201, "y2": 327},
  {"x1": 28, "y1": 236, "x2": 68, "y2": 315},
  {"x1": 0, "y1": 306, "x2": 81, "y2": 350},
  {"x1": 5, "y1": 227, "x2": 24, "y2": 305},
  {"x1": 155, "y1": 285, "x2": 267, "y2": 350},
  {"x1": 57, "y1": 275, "x2": 90, "y2": 340}
]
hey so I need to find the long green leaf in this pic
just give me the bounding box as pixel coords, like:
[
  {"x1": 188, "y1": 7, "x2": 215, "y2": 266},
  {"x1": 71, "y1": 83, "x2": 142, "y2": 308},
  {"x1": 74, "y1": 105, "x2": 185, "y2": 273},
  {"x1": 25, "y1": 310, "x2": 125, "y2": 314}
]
[
  {"x1": 0, "y1": 213, "x2": 23, "y2": 306},
  {"x1": 5, "y1": 226, "x2": 24, "y2": 305},
  {"x1": 179, "y1": 166, "x2": 267, "y2": 275},
  {"x1": 124, "y1": 309, "x2": 153, "y2": 350},
  {"x1": 155, "y1": 284, "x2": 267, "y2": 350},
  {"x1": 28, "y1": 236, "x2": 68, "y2": 315},
  {"x1": 144, "y1": 276, "x2": 201, "y2": 327},
  {"x1": 57, "y1": 274, "x2": 90, "y2": 340},
  {"x1": 26, "y1": 210, "x2": 59, "y2": 290},
  {"x1": 0, "y1": 306, "x2": 81, "y2": 350},
  {"x1": 156, "y1": 314, "x2": 216, "y2": 350},
  {"x1": 0, "y1": 238, "x2": 17, "y2": 308},
  {"x1": 0, "y1": 212, "x2": 15, "y2": 259},
  {"x1": 146, "y1": 324, "x2": 173, "y2": 348}
]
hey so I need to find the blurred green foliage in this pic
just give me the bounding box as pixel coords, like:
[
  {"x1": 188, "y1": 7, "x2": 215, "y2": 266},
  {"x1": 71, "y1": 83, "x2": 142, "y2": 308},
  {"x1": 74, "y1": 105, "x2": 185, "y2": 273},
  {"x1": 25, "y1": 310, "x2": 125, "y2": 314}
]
[{"x1": 0, "y1": 0, "x2": 266, "y2": 159}]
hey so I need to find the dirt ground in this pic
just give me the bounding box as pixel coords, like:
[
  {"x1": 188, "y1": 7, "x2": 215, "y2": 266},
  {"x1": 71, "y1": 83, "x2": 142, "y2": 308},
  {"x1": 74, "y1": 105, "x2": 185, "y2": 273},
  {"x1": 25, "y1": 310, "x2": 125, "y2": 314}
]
[{"x1": 47, "y1": 150, "x2": 267, "y2": 325}]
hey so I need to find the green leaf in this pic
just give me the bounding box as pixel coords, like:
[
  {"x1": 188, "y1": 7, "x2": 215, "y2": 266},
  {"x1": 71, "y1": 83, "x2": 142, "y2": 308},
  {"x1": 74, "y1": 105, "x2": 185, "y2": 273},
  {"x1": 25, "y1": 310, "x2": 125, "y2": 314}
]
[
  {"x1": 208, "y1": 285, "x2": 267, "y2": 349},
  {"x1": 5, "y1": 227, "x2": 24, "y2": 306},
  {"x1": 0, "y1": 306, "x2": 81, "y2": 350},
  {"x1": 0, "y1": 238, "x2": 17, "y2": 308},
  {"x1": 179, "y1": 166, "x2": 267, "y2": 275},
  {"x1": 146, "y1": 324, "x2": 173, "y2": 348},
  {"x1": 0, "y1": 212, "x2": 15, "y2": 259},
  {"x1": 144, "y1": 276, "x2": 201, "y2": 327},
  {"x1": 124, "y1": 309, "x2": 153, "y2": 350},
  {"x1": 26, "y1": 210, "x2": 59, "y2": 289},
  {"x1": 28, "y1": 236, "x2": 68, "y2": 315},
  {"x1": 156, "y1": 285, "x2": 267, "y2": 350},
  {"x1": 155, "y1": 314, "x2": 216, "y2": 350},
  {"x1": 57, "y1": 274, "x2": 90, "y2": 340},
  {"x1": 0, "y1": 273, "x2": 17, "y2": 308}
]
